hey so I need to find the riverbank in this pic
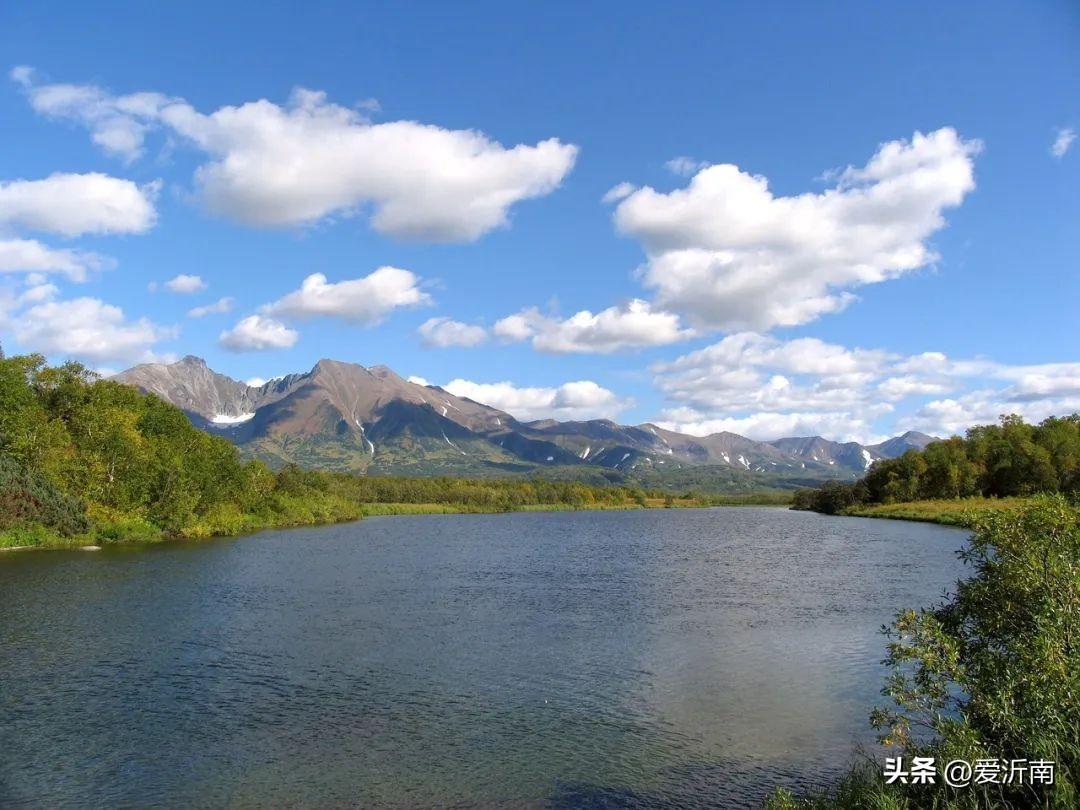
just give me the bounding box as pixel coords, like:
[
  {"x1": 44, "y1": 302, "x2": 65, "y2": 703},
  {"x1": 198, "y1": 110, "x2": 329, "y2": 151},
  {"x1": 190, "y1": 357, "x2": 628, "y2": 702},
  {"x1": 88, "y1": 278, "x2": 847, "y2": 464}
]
[
  {"x1": 2, "y1": 492, "x2": 793, "y2": 552},
  {"x1": 841, "y1": 496, "x2": 1031, "y2": 526}
]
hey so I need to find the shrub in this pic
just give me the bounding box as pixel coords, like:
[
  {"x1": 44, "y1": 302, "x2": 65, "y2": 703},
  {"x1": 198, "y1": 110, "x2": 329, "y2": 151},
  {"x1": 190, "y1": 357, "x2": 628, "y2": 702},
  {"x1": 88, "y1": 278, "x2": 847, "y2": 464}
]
[
  {"x1": 0, "y1": 455, "x2": 90, "y2": 537},
  {"x1": 770, "y1": 495, "x2": 1080, "y2": 807}
]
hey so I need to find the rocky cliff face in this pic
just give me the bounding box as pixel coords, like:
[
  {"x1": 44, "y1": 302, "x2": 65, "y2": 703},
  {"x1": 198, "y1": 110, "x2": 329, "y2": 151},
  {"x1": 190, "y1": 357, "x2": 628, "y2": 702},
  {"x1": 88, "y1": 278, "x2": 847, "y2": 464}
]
[{"x1": 113, "y1": 356, "x2": 260, "y2": 424}]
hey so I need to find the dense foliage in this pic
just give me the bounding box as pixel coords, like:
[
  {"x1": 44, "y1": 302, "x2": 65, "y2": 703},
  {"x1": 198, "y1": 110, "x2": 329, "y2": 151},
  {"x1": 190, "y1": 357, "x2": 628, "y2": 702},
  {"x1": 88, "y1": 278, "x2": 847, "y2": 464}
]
[
  {"x1": 769, "y1": 495, "x2": 1079, "y2": 808},
  {"x1": 0, "y1": 355, "x2": 710, "y2": 547},
  {"x1": 793, "y1": 415, "x2": 1080, "y2": 514},
  {"x1": 0, "y1": 355, "x2": 365, "y2": 546},
  {"x1": 0, "y1": 455, "x2": 90, "y2": 538}
]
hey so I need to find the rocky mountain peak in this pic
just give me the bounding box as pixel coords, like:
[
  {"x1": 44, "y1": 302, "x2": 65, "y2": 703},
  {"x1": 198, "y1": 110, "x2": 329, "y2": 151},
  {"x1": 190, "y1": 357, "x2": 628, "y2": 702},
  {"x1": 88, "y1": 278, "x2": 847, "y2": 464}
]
[{"x1": 113, "y1": 355, "x2": 936, "y2": 481}]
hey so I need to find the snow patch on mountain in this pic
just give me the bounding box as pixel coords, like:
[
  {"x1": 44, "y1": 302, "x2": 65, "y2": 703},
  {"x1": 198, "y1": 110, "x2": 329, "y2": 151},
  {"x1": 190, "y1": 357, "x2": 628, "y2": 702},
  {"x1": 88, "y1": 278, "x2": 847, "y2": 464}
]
[
  {"x1": 211, "y1": 412, "x2": 255, "y2": 425},
  {"x1": 442, "y1": 432, "x2": 467, "y2": 455}
]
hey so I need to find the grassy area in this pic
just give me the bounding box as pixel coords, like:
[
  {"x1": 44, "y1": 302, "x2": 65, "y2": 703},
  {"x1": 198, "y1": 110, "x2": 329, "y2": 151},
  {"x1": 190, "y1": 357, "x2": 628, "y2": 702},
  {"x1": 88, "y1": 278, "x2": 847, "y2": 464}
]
[
  {"x1": 2, "y1": 491, "x2": 792, "y2": 551},
  {"x1": 843, "y1": 496, "x2": 1032, "y2": 526},
  {"x1": 1, "y1": 500, "x2": 363, "y2": 551}
]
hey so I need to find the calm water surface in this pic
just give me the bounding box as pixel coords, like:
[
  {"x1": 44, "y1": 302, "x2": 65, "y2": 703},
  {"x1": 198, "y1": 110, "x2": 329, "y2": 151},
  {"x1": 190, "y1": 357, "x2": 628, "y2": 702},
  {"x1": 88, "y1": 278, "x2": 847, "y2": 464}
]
[{"x1": 0, "y1": 507, "x2": 967, "y2": 808}]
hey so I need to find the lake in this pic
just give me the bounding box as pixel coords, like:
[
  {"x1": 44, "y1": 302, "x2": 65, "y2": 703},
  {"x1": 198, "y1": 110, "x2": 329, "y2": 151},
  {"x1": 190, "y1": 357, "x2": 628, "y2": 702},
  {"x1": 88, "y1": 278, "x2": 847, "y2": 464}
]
[{"x1": 0, "y1": 507, "x2": 967, "y2": 808}]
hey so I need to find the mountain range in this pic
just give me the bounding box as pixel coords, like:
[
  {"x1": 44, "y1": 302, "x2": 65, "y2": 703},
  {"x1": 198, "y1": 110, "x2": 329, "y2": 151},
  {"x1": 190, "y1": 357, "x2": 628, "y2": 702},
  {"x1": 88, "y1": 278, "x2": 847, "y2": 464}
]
[{"x1": 112, "y1": 356, "x2": 936, "y2": 489}]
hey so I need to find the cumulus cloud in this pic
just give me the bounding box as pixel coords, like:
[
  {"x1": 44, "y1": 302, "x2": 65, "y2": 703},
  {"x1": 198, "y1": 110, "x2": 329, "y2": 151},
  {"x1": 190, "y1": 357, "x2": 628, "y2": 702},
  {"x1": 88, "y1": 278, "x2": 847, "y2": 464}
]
[
  {"x1": 219, "y1": 315, "x2": 298, "y2": 352},
  {"x1": 655, "y1": 333, "x2": 894, "y2": 416},
  {"x1": 443, "y1": 378, "x2": 632, "y2": 422},
  {"x1": 0, "y1": 173, "x2": 157, "y2": 237},
  {"x1": 14, "y1": 69, "x2": 578, "y2": 241},
  {"x1": 187, "y1": 296, "x2": 233, "y2": 318},
  {"x1": 11, "y1": 66, "x2": 171, "y2": 161},
  {"x1": 875, "y1": 376, "x2": 953, "y2": 400},
  {"x1": 650, "y1": 332, "x2": 1080, "y2": 441},
  {"x1": 418, "y1": 317, "x2": 488, "y2": 348},
  {"x1": 1051, "y1": 127, "x2": 1075, "y2": 159},
  {"x1": 664, "y1": 156, "x2": 707, "y2": 176},
  {"x1": 896, "y1": 392, "x2": 1080, "y2": 437},
  {"x1": 407, "y1": 375, "x2": 431, "y2": 387},
  {"x1": 0, "y1": 238, "x2": 106, "y2": 280},
  {"x1": 263, "y1": 267, "x2": 430, "y2": 324},
  {"x1": 14, "y1": 296, "x2": 177, "y2": 363},
  {"x1": 164, "y1": 273, "x2": 207, "y2": 294},
  {"x1": 493, "y1": 299, "x2": 692, "y2": 353},
  {"x1": 656, "y1": 407, "x2": 887, "y2": 445},
  {"x1": 18, "y1": 277, "x2": 60, "y2": 304},
  {"x1": 613, "y1": 128, "x2": 980, "y2": 331},
  {"x1": 0, "y1": 172, "x2": 156, "y2": 281},
  {"x1": 601, "y1": 182, "x2": 635, "y2": 204}
]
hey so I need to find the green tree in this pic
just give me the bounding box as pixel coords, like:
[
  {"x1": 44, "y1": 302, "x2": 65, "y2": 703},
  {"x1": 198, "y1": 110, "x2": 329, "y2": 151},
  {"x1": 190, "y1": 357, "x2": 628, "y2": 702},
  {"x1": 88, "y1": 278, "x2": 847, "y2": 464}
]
[{"x1": 918, "y1": 437, "x2": 979, "y2": 499}]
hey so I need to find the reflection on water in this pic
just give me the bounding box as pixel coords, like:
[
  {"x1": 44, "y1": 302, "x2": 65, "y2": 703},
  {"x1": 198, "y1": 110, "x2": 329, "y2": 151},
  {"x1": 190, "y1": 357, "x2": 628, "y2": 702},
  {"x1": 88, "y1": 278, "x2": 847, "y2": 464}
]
[{"x1": 0, "y1": 507, "x2": 967, "y2": 807}]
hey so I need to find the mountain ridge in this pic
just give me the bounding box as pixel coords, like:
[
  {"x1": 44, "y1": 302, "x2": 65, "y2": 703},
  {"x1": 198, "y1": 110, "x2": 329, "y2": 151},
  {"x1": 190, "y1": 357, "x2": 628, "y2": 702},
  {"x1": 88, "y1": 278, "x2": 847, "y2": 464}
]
[{"x1": 112, "y1": 357, "x2": 937, "y2": 486}]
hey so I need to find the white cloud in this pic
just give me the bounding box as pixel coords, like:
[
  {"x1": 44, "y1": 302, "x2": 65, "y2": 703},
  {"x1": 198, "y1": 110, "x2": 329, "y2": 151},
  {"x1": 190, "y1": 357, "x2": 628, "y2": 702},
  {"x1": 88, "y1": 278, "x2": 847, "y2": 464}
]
[
  {"x1": 0, "y1": 173, "x2": 157, "y2": 236},
  {"x1": 219, "y1": 315, "x2": 298, "y2": 352},
  {"x1": 0, "y1": 238, "x2": 106, "y2": 280},
  {"x1": 652, "y1": 333, "x2": 896, "y2": 421},
  {"x1": 407, "y1": 375, "x2": 431, "y2": 387},
  {"x1": 11, "y1": 66, "x2": 171, "y2": 161},
  {"x1": 656, "y1": 407, "x2": 887, "y2": 445},
  {"x1": 493, "y1": 299, "x2": 692, "y2": 353},
  {"x1": 243, "y1": 375, "x2": 284, "y2": 387},
  {"x1": 14, "y1": 296, "x2": 177, "y2": 363},
  {"x1": 443, "y1": 378, "x2": 632, "y2": 422},
  {"x1": 876, "y1": 376, "x2": 953, "y2": 399},
  {"x1": 418, "y1": 317, "x2": 488, "y2": 348},
  {"x1": 0, "y1": 172, "x2": 154, "y2": 282},
  {"x1": 658, "y1": 332, "x2": 891, "y2": 378},
  {"x1": 15, "y1": 70, "x2": 578, "y2": 241},
  {"x1": 164, "y1": 273, "x2": 207, "y2": 294},
  {"x1": 187, "y1": 296, "x2": 233, "y2": 318},
  {"x1": 491, "y1": 312, "x2": 536, "y2": 342},
  {"x1": 264, "y1": 267, "x2": 430, "y2": 324},
  {"x1": 1051, "y1": 127, "x2": 1076, "y2": 159},
  {"x1": 650, "y1": 332, "x2": 1080, "y2": 441},
  {"x1": 613, "y1": 128, "x2": 980, "y2": 331},
  {"x1": 601, "y1": 182, "x2": 635, "y2": 204},
  {"x1": 664, "y1": 156, "x2": 707, "y2": 176},
  {"x1": 900, "y1": 388, "x2": 1080, "y2": 437},
  {"x1": 18, "y1": 278, "x2": 60, "y2": 304}
]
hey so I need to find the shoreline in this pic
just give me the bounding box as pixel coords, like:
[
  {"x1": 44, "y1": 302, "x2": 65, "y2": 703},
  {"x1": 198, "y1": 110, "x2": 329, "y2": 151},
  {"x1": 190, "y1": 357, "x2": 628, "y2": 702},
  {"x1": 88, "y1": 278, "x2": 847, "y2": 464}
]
[
  {"x1": 1, "y1": 497, "x2": 792, "y2": 553},
  {"x1": 823, "y1": 496, "x2": 1031, "y2": 527},
  {"x1": 9, "y1": 497, "x2": 1017, "y2": 554}
]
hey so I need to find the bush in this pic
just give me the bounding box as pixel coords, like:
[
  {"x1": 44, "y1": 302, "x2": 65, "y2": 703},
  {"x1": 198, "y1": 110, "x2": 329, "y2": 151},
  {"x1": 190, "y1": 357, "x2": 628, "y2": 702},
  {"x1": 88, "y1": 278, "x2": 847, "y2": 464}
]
[{"x1": 0, "y1": 455, "x2": 90, "y2": 537}]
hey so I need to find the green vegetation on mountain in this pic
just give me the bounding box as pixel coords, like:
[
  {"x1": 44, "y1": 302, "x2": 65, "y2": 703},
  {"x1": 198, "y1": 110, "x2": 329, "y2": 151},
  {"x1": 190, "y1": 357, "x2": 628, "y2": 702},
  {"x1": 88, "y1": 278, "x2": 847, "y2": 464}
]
[
  {"x1": 792, "y1": 415, "x2": 1080, "y2": 522},
  {"x1": 0, "y1": 355, "x2": 769, "y2": 549},
  {"x1": 768, "y1": 495, "x2": 1079, "y2": 809}
]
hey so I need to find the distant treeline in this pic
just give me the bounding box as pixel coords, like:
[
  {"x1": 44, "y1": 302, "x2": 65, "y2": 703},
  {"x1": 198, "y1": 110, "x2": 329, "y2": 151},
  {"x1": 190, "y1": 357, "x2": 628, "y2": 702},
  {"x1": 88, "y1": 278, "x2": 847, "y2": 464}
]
[
  {"x1": 793, "y1": 414, "x2": 1080, "y2": 514},
  {"x1": 0, "y1": 355, "x2": 742, "y2": 548}
]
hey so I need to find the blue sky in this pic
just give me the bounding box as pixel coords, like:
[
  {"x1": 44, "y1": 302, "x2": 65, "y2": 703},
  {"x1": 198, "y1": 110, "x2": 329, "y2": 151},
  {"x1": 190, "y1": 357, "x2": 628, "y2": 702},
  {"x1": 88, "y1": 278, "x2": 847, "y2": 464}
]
[{"x1": 0, "y1": 1, "x2": 1077, "y2": 441}]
